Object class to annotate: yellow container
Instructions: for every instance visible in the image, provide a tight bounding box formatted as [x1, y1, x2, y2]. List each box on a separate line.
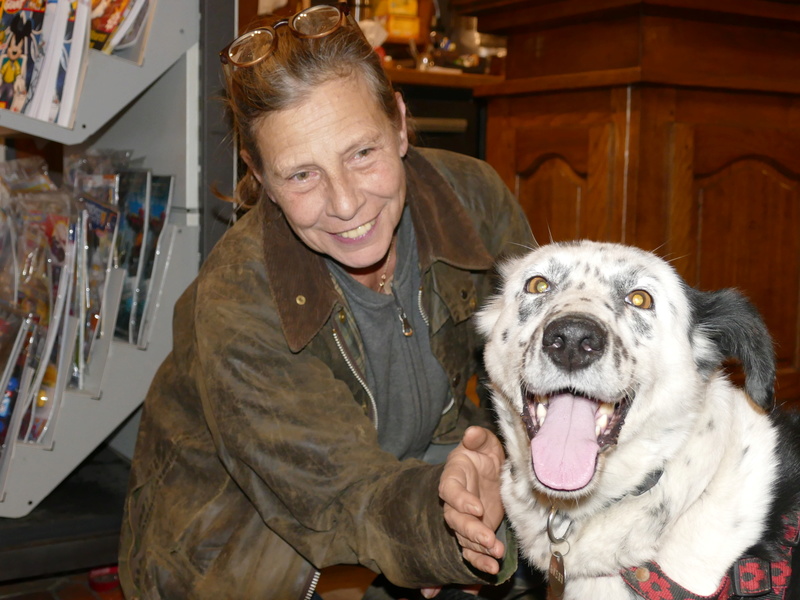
[373, 0, 418, 17]
[379, 14, 420, 39]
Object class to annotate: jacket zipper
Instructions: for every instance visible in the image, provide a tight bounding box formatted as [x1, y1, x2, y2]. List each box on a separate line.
[302, 569, 321, 600]
[418, 285, 429, 327]
[332, 324, 379, 430]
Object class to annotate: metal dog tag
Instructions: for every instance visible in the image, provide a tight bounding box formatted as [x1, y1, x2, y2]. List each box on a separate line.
[549, 550, 566, 599]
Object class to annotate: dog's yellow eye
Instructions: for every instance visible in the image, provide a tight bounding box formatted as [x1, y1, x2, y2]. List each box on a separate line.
[626, 290, 653, 309]
[526, 276, 550, 294]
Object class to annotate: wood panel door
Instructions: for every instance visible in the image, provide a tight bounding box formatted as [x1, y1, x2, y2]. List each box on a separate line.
[485, 86, 800, 406]
[666, 121, 800, 405]
[486, 88, 633, 245]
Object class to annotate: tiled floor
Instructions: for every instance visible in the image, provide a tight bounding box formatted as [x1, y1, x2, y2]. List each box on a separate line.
[0, 570, 123, 600]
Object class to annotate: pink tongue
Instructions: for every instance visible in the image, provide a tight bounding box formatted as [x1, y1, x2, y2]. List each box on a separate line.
[530, 394, 600, 491]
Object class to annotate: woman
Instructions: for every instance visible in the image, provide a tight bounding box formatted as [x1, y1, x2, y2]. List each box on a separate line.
[118, 4, 536, 599]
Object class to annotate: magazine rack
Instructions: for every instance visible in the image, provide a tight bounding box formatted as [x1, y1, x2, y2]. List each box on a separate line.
[0, 0, 203, 518]
[0, 0, 198, 145]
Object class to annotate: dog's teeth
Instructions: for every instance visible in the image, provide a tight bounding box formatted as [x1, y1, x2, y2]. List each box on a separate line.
[597, 402, 615, 416]
[596, 413, 609, 434]
[536, 403, 547, 425]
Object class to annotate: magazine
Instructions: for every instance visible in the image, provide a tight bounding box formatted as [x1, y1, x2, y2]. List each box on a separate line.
[89, 0, 132, 50]
[12, 191, 76, 444]
[56, 0, 91, 127]
[103, 0, 147, 54]
[0, 304, 28, 445]
[133, 173, 171, 347]
[0, 316, 36, 458]
[74, 171, 120, 207]
[0, 2, 46, 113]
[25, 0, 71, 121]
[113, 169, 150, 342]
[0, 156, 56, 198]
[75, 194, 118, 384]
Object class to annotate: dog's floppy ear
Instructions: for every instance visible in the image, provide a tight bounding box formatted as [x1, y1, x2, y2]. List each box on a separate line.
[685, 286, 776, 411]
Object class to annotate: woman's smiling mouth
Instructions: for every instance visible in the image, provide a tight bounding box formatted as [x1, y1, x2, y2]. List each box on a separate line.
[337, 217, 377, 240]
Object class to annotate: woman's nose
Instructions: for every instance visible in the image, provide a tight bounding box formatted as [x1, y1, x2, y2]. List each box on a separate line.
[326, 175, 361, 220]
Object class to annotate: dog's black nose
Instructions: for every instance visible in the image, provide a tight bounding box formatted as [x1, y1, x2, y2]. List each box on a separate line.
[542, 314, 607, 371]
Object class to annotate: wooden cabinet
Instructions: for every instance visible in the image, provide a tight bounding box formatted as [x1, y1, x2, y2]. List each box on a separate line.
[453, 0, 800, 405]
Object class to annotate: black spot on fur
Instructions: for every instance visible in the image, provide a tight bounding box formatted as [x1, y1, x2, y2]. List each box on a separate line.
[518, 302, 535, 324]
[501, 329, 509, 343]
[547, 258, 573, 284]
[630, 311, 653, 338]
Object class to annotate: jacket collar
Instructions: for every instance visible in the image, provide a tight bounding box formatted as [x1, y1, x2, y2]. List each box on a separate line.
[261, 146, 494, 353]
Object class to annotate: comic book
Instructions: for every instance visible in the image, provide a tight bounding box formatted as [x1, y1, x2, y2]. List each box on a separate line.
[89, 0, 132, 51]
[0, 0, 47, 113]
[74, 171, 120, 207]
[113, 169, 149, 342]
[133, 173, 170, 347]
[75, 194, 118, 385]
[12, 192, 75, 444]
[103, 0, 146, 54]
[0, 316, 36, 464]
[0, 304, 28, 447]
[111, 0, 151, 52]
[13, 191, 72, 326]
[63, 148, 131, 191]
[0, 156, 57, 199]
[56, 0, 90, 127]
[25, 0, 71, 121]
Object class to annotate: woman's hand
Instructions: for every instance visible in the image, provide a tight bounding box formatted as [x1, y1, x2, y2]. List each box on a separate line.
[438, 426, 507, 573]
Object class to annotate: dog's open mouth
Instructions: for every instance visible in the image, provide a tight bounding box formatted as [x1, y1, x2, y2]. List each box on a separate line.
[520, 390, 631, 491]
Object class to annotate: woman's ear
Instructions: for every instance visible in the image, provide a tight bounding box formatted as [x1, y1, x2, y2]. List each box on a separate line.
[394, 91, 409, 157]
[240, 149, 265, 187]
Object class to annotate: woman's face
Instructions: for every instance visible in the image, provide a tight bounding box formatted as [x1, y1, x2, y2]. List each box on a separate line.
[249, 74, 409, 273]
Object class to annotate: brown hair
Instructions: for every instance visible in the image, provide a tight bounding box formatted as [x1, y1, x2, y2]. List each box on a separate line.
[222, 13, 406, 209]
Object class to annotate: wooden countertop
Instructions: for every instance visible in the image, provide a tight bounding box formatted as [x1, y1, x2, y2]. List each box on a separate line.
[384, 65, 504, 89]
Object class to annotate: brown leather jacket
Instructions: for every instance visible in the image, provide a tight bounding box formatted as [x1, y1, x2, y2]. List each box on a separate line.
[118, 147, 535, 600]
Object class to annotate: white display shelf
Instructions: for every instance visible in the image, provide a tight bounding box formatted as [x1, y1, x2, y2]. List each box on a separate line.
[0, 0, 203, 517]
[0, 225, 199, 518]
[0, 0, 199, 145]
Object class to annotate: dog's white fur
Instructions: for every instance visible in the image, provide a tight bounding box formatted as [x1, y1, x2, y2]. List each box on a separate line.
[477, 241, 780, 599]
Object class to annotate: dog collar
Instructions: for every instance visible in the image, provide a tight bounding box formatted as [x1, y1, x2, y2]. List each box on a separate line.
[546, 469, 664, 599]
[621, 512, 800, 600]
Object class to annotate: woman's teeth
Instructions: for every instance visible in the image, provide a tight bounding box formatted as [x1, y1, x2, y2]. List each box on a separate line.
[338, 219, 376, 239]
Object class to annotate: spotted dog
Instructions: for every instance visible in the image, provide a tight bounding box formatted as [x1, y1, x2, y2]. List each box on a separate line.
[477, 240, 800, 600]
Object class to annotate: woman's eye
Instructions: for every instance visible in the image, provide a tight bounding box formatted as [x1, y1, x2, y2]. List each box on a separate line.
[355, 148, 373, 159]
[626, 289, 654, 309]
[290, 171, 311, 183]
[526, 276, 550, 294]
